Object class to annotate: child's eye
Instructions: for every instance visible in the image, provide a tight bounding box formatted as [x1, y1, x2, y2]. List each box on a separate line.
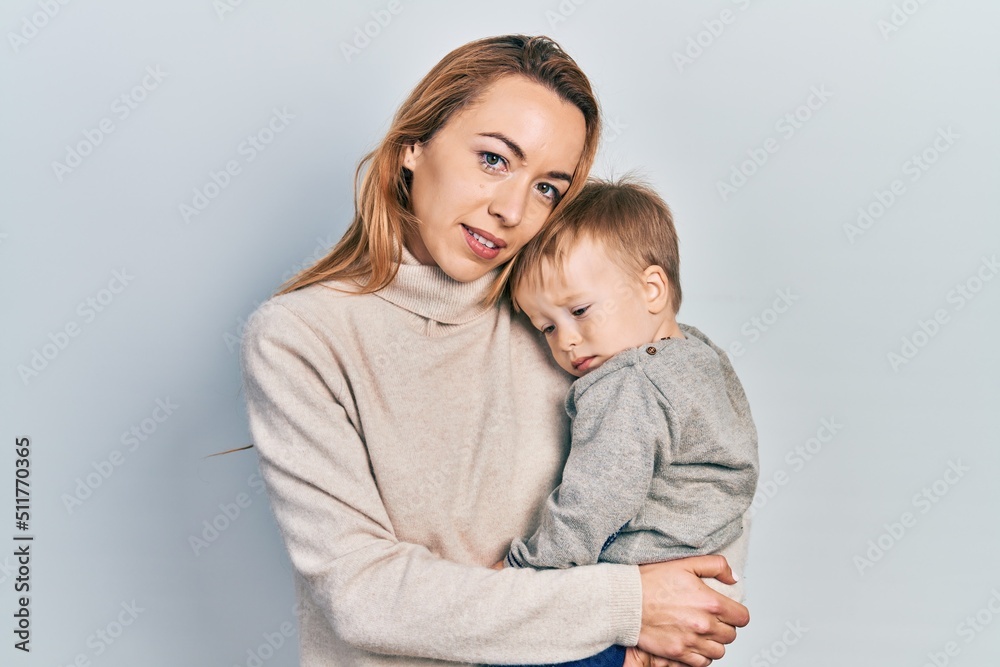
[480, 152, 507, 172]
[571, 306, 589, 317]
[541, 325, 554, 336]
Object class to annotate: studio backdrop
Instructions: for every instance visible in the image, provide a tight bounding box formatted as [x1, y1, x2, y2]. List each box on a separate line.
[3, 1, 998, 665]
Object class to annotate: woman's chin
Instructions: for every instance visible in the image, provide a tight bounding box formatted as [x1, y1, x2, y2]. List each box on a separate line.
[439, 254, 502, 283]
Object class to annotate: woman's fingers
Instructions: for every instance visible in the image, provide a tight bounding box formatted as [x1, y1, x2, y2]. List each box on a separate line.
[630, 647, 701, 667]
[683, 553, 737, 585]
[681, 635, 727, 662]
[649, 656, 706, 667]
[637, 556, 749, 663]
[706, 615, 738, 644]
[650, 658, 692, 667]
[670, 554, 751, 631]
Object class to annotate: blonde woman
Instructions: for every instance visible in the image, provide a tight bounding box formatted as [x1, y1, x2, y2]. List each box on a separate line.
[240, 34, 748, 667]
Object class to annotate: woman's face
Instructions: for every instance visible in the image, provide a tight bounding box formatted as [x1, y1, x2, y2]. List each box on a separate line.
[402, 75, 587, 283]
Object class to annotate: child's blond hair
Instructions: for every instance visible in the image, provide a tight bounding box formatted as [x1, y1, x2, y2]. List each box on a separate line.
[509, 176, 682, 314]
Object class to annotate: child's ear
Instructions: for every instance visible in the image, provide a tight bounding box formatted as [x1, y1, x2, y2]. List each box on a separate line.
[642, 265, 671, 314]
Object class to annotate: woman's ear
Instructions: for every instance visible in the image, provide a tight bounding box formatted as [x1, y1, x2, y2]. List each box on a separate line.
[642, 265, 671, 315]
[402, 141, 423, 171]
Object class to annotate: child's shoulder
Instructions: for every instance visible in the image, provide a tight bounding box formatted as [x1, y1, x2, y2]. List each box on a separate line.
[565, 348, 660, 420]
[568, 346, 646, 395]
[677, 322, 715, 347]
[570, 324, 731, 399]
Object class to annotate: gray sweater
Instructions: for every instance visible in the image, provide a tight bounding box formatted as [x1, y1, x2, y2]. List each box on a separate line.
[505, 324, 758, 569]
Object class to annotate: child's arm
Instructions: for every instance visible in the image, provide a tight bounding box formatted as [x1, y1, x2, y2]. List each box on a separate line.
[505, 366, 667, 569]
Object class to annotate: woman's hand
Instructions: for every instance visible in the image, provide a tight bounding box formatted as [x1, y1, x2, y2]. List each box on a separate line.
[636, 555, 749, 667]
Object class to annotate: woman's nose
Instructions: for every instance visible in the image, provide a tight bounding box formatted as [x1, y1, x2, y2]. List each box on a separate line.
[488, 179, 528, 227]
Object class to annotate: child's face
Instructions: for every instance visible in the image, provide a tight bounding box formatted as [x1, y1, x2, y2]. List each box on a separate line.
[515, 236, 672, 378]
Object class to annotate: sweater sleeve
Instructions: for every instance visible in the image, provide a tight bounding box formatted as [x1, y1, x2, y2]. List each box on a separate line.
[505, 365, 664, 569]
[240, 301, 643, 663]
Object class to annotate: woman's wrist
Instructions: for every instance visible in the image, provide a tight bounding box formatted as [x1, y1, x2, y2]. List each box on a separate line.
[604, 563, 643, 646]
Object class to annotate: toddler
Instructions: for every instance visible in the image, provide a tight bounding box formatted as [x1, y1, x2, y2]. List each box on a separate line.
[490, 177, 759, 667]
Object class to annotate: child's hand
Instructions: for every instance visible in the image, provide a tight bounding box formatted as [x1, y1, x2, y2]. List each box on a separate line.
[623, 646, 685, 667]
[489, 558, 506, 571]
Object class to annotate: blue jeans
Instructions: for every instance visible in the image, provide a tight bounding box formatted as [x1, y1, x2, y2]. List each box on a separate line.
[495, 643, 626, 667]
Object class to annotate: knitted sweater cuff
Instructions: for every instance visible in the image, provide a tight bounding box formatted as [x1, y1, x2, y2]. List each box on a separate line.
[606, 564, 643, 647]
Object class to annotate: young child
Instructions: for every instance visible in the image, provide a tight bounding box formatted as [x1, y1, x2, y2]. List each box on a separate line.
[490, 177, 759, 667]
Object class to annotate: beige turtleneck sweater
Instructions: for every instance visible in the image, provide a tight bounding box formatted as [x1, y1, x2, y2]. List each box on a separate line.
[240, 244, 643, 666]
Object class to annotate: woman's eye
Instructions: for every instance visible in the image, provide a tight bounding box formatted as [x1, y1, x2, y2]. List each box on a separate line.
[481, 152, 506, 171]
[536, 182, 561, 203]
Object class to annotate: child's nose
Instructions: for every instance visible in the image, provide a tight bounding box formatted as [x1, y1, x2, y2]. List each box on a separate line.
[557, 327, 580, 351]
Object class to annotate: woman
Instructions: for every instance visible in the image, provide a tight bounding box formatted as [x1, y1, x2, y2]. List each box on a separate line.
[240, 34, 748, 667]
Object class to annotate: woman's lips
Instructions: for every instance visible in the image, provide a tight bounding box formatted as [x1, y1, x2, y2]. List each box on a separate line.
[462, 224, 502, 260]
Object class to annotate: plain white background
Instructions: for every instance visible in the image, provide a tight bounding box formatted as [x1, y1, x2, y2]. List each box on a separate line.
[3, 1, 999, 665]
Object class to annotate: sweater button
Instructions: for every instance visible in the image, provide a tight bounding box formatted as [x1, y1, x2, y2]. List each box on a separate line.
[646, 346, 657, 355]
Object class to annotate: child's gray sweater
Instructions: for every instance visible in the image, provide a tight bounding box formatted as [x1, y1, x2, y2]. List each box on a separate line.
[505, 323, 759, 569]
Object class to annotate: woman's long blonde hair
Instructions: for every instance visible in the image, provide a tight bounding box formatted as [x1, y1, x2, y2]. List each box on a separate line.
[275, 34, 601, 307]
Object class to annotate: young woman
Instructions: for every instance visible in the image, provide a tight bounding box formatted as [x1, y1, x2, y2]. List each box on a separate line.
[240, 34, 748, 667]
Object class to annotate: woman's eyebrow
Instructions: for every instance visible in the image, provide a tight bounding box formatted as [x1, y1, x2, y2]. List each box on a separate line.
[545, 170, 573, 184]
[477, 132, 573, 184]
[478, 132, 525, 160]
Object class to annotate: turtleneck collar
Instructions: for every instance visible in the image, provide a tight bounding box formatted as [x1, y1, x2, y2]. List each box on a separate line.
[371, 244, 504, 325]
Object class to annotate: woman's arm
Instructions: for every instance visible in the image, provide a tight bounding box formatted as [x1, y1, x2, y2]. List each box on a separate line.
[242, 300, 747, 664]
[241, 301, 641, 664]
